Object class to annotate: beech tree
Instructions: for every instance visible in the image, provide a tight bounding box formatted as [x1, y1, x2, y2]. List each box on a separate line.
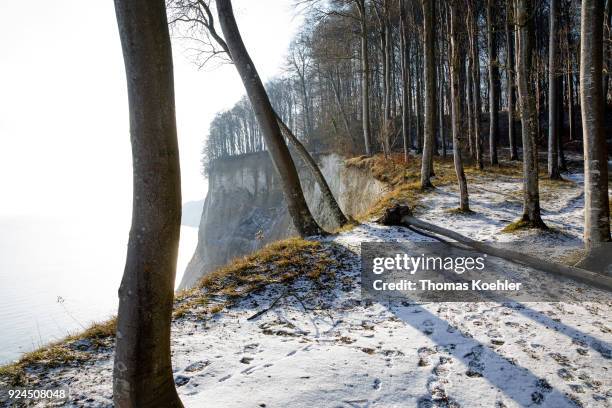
[468, 1, 484, 170]
[356, 0, 373, 156]
[216, 0, 324, 236]
[450, 0, 470, 211]
[579, 0, 611, 251]
[515, 0, 546, 228]
[505, 0, 518, 161]
[420, 0, 436, 189]
[487, 0, 500, 165]
[170, 1, 348, 228]
[400, 0, 412, 162]
[548, 0, 562, 179]
[112, 0, 183, 406]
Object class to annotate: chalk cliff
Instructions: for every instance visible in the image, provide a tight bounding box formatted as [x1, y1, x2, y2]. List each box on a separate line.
[179, 153, 385, 289]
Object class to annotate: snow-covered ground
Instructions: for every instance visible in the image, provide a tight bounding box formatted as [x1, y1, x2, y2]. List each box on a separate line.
[18, 166, 612, 407]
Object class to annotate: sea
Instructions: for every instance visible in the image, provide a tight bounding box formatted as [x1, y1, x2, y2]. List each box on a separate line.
[0, 214, 199, 364]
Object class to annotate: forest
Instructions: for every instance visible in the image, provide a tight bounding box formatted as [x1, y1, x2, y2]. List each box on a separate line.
[0, 0, 610, 407]
[190, 0, 610, 238]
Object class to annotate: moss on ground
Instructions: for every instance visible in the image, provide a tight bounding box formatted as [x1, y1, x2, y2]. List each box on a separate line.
[502, 217, 550, 233]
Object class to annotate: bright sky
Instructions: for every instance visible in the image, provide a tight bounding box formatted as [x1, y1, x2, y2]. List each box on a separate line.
[0, 0, 302, 217]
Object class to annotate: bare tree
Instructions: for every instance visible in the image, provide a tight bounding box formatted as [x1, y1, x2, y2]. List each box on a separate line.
[515, 0, 546, 228]
[450, 0, 470, 211]
[468, 1, 484, 170]
[112, 0, 183, 406]
[420, 0, 436, 189]
[173, 1, 348, 228]
[505, 0, 518, 160]
[216, 0, 324, 236]
[548, 0, 562, 179]
[487, 0, 500, 165]
[400, 0, 412, 162]
[288, 35, 314, 139]
[579, 0, 611, 251]
[356, 0, 373, 155]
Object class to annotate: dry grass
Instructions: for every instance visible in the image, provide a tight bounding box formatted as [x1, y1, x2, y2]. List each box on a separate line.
[0, 317, 117, 386]
[345, 153, 521, 219]
[173, 238, 338, 319]
[346, 153, 585, 223]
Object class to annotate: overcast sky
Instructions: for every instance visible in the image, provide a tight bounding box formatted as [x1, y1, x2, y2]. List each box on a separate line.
[0, 0, 302, 217]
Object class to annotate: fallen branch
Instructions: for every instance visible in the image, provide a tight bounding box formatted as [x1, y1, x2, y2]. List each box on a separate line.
[247, 290, 287, 321]
[378, 205, 612, 291]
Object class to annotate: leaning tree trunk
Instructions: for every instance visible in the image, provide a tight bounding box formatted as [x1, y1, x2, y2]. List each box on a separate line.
[112, 0, 183, 406]
[450, 0, 470, 211]
[505, 1, 519, 160]
[420, 0, 436, 189]
[580, 0, 611, 250]
[516, 0, 547, 228]
[217, 0, 323, 237]
[356, 0, 373, 156]
[276, 114, 349, 227]
[487, 0, 500, 165]
[548, 0, 562, 179]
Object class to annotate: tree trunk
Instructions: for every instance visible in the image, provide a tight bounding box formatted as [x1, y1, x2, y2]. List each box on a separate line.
[558, 75, 567, 171]
[450, 1, 470, 211]
[416, 43, 423, 152]
[567, 59, 575, 141]
[604, 0, 612, 101]
[217, 0, 323, 237]
[384, 213, 612, 291]
[421, 0, 436, 188]
[548, 0, 562, 179]
[506, 1, 519, 160]
[329, 69, 352, 140]
[516, 0, 547, 228]
[466, 49, 474, 157]
[357, 0, 373, 156]
[400, 0, 412, 162]
[580, 0, 611, 249]
[487, 0, 500, 165]
[439, 58, 447, 158]
[382, 1, 392, 157]
[470, 3, 484, 170]
[112, 0, 183, 406]
[276, 114, 349, 227]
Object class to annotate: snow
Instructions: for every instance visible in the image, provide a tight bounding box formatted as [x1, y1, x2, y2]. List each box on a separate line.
[21, 166, 612, 407]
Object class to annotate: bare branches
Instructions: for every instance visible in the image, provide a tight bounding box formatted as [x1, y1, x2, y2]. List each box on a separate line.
[167, 0, 231, 67]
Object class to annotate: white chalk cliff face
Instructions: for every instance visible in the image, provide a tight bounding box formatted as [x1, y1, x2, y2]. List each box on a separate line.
[179, 153, 385, 290]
